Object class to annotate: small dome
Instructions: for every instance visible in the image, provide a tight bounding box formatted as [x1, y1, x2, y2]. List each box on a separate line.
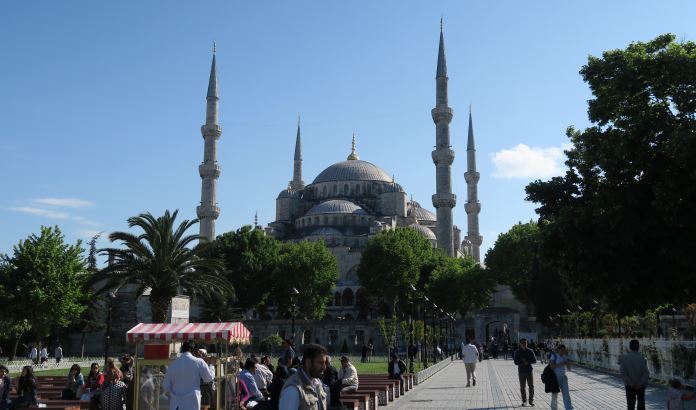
[408, 224, 437, 240]
[311, 227, 343, 236]
[382, 182, 404, 193]
[277, 188, 301, 199]
[306, 200, 367, 216]
[408, 201, 436, 222]
[312, 160, 392, 184]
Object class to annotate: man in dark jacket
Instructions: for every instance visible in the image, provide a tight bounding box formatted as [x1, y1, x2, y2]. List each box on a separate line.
[387, 355, 407, 382]
[322, 356, 341, 408]
[514, 339, 537, 406]
[620, 339, 649, 410]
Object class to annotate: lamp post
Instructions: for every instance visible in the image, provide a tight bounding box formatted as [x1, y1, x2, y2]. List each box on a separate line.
[408, 284, 417, 373]
[439, 308, 445, 357]
[671, 307, 678, 337]
[104, 291, 117, 368]
[423, 296, 429, 367]
[290, 287, 299, 343]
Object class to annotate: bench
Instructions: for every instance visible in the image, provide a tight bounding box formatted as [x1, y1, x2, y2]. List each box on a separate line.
[340, 392, 372, 410]
[340, 398, 359, 410]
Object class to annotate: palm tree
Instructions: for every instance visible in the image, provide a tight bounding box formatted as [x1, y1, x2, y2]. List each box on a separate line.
[94, 210, 232, 323]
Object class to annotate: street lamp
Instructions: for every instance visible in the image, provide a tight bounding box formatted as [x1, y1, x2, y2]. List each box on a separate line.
[423, 296, 429, 367]
[290, 287, 300, 343]
[408, 284, 417, 373]
[104, 291, 117, 367]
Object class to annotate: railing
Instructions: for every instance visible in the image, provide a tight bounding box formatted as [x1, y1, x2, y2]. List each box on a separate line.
[414, 355, 454, 385]
[0, 356, 104, 373]
[561, 338, 696, 383]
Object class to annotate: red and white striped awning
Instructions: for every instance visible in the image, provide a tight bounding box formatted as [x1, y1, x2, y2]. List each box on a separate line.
[126, 322, 251, 344]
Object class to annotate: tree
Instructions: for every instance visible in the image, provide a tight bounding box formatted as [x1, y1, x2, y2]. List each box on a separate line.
[271, 240, 339, 320]
[74, 233, 105, 357]
[526, 34, 696, 315]
[0, 226, 87, 358]
[357, 228, 435, 316]
[94, 210, 232, 322]
[427, 256, 495, 317]
[204, 226, 279, 313]
[484, 221, 566, 320]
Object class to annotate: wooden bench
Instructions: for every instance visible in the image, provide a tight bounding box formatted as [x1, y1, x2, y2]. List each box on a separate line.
[360, 378, 399, 399]
[39, 400, 91, 410]
[340, 392, 372, 410]
[351, 389, 378, 410]
[340, 398, 359, 410]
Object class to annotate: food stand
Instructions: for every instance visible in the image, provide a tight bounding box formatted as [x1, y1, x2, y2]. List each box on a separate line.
[126, 322, 251, 410]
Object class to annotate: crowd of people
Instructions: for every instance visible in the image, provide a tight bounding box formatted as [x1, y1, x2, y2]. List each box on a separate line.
[459, 337, 696, 410]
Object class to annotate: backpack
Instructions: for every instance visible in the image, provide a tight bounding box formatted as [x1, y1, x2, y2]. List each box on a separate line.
[541, 353, 557, 385]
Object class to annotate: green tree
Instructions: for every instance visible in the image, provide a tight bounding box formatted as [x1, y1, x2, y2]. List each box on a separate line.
[357, 228, 434, 316]
[526, 34, 696, 315]
[427, 256, 495, 317]
[74, 233, 105, 357]
[484, 221, 566, 321]
[0, 226, 87, 357]
[94, 210, 232, 322]
[271, 240, 339, 320]
[204, 226, 279, 313]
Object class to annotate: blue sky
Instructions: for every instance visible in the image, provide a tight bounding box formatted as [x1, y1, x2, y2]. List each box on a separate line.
[2, 1, 695, 259]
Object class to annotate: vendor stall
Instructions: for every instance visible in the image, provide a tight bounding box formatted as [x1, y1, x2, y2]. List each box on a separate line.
[126, 322, 251, 410]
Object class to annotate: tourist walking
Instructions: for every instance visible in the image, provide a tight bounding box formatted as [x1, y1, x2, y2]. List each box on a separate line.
[162, 341, 214, 410]
[462, 339, 479, 387]
[279, 343, 328, 410]
[54, 343, 63, 364]
[513, 338, 537, 406]
[549, 344, 573, 410]
[620, 339, 649, 410]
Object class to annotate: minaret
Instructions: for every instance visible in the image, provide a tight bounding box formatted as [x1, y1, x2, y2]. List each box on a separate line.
[431, 20, 456, 257]
[197, 43, 222, 240]
[289, 115, 304, 190]
[464, 107, 483, 262]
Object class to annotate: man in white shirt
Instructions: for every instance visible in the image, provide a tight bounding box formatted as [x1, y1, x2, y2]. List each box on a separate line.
[252, 356, 273, 392]
[29, 345, 38, 364]
[54, 343, 63, 364]
[162, 341, 214, 410]
[39, 346, 48, 365]
[337, 356, 358, 393]
[462, 339, 480, 387]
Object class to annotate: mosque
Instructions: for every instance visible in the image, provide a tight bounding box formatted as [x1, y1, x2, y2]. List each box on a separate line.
[195, 26, 526, 350]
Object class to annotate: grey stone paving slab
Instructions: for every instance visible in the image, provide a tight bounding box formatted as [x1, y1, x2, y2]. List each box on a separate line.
[388, 358, 695, 409]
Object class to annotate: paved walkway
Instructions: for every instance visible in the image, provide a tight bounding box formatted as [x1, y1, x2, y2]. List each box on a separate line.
[389, 358, 692, 409]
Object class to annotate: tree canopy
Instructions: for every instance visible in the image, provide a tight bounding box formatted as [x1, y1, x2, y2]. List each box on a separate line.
[0, 226, 87, 341]
[525, 34, 696, 315]
[357, 228, 435, 315]
[204, 226, 279, 312]
[485, 221, 565, 321]
[427, 255, 495, 317]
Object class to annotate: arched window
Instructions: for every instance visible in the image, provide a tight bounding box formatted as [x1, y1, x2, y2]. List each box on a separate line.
[314, 217, 319, 225]
[334, 292, 341, 306]
[344, 184, 349, 195]
[332, 216, 337, 225]
[356, 185, 361, 195]
[342, 288, 354, 306]
[333, 185, 338, 194]
[322, 186, 327, 196]
[323, 216, 328, 224]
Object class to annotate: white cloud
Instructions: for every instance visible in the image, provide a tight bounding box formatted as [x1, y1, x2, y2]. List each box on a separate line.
[33, 197, 94, 208]
[490, 143, 569, 179]
[78, 229, 104, 239]
[10, 206, 70, 219]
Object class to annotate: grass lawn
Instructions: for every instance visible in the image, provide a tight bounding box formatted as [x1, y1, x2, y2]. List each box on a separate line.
[10, 368, 69, 377]
[351, 359, 430, 374]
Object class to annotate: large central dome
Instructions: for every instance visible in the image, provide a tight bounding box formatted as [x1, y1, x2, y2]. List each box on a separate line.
[312, 160, 392, 184]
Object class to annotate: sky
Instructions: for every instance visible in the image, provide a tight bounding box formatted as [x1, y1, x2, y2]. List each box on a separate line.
[2, 1, 696, 260]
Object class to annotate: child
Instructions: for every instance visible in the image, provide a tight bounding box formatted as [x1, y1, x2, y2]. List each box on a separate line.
[667, 379, 695, 410]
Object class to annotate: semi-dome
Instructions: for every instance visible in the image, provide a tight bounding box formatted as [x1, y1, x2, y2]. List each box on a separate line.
[312, 160, 392, 184]
[306, 200, 367, 215]
[408, 224, 437, 240]
[408, 201, 436, 222]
